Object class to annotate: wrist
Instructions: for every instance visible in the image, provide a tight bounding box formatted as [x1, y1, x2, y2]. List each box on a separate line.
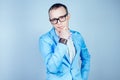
[59, 38, 68, 45]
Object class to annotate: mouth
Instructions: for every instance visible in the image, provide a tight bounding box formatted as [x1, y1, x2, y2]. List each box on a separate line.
[57, 26, 63, 29]
[58, 25, 65, 28]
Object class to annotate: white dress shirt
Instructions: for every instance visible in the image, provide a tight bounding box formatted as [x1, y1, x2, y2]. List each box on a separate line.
[67, 37, 75, 63]
[55, 30, 75, 63]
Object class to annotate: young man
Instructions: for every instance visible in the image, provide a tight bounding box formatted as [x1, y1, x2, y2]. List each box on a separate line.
[39, 3, 90, 80]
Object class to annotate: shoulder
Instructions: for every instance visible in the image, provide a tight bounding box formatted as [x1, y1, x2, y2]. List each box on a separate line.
[70, 29, 85, 45]
[39, 30, 53, 44]
[70, 29, 83, 38]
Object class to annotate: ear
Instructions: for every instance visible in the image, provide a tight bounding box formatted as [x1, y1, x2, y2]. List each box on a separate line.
[67, 13, 70, 20]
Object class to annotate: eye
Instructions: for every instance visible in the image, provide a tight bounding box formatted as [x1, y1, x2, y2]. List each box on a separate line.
[59, 16, 66, 22]
[59, 16, 65, 19]
[50, 18, 57, 21]
[50, 18, 58, 24]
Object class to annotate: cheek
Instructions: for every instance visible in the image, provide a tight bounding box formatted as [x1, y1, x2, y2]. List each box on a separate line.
[64, 21, 69, 27]
[53, 25, 60, 29]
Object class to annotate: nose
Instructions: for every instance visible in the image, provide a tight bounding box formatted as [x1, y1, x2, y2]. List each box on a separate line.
[57, 20, 61, 24]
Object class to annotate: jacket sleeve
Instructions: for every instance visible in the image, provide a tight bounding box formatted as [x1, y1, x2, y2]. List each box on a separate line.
[79, 34, 91, 80]
[39, 36, 68, 73]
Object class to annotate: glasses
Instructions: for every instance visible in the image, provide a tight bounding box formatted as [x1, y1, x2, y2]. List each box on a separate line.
[50, 13, 68, 24]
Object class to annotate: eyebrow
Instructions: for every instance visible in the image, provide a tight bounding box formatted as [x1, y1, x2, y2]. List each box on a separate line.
[50, 13, 67, 20]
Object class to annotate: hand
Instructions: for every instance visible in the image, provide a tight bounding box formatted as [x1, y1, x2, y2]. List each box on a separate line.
[58, 27, 70, 39]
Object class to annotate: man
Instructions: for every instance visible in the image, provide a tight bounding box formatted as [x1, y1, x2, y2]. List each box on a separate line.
[39, 3, 90, 80]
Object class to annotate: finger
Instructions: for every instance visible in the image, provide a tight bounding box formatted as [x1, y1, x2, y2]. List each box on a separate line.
[63, 27, 66, 30]
[63, 27, 68, 30]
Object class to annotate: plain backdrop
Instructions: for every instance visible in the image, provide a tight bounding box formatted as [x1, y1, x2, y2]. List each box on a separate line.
[0, 0, 120, 80]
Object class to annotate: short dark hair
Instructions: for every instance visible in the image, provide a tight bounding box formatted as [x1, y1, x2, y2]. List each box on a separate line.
[48, 3, 68, 14]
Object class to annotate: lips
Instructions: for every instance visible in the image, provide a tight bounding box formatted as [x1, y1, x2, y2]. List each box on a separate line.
[57, 26, 63, 29]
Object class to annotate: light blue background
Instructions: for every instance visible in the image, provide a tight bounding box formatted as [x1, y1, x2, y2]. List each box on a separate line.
[0, 0, 120, 80]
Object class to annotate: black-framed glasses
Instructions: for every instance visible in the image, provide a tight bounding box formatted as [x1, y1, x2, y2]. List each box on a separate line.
[49, 13, 68, 24]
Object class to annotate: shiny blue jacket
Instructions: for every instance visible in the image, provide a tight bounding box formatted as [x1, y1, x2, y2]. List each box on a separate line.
[39, 28, 90, 80]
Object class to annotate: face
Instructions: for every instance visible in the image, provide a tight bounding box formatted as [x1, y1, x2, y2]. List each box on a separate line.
[49, 7, 70, 32]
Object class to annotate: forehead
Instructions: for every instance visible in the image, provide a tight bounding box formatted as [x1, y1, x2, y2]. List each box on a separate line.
[49, 7, 66, 19]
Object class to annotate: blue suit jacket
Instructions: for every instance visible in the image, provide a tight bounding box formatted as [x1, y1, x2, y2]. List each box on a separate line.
[39, 28, 90, 80]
